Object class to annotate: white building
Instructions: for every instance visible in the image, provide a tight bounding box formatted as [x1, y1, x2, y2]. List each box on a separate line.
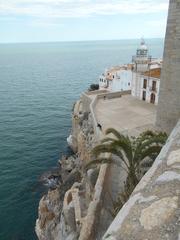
[99, 65, 132, 92]
[132, 38, 152, 72]
[140, 68, 161, 105]
[99, 39, 162, 105]
[131, 40, 162, 105]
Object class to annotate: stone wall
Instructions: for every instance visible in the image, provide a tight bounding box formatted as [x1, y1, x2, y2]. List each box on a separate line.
[156, 0, 180, 133]
[103, 119, 180, 240]
[78, 90, 132, 240]
[81, 93, 92, 113]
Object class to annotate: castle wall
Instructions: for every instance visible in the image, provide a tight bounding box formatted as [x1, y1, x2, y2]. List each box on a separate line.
[156, 0, 180, 133]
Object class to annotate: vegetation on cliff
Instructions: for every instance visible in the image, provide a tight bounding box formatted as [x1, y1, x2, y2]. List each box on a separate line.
[86, 128, 167, 216]
[88, 83, 99, 91]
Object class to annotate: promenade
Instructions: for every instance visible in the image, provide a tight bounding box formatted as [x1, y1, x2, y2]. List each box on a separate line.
[95, 94, 157, 136]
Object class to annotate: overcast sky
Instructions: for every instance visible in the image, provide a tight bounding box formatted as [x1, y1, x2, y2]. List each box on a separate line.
[0, 0, 169, 43]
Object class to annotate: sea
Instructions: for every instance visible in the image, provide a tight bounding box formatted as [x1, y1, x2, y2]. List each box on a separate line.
[0, 39, 164, 240]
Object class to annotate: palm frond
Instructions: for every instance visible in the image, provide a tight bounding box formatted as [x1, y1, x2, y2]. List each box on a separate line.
[92, 144, 113, 157]
[105, 128, 127, 141]
[85, 158, 112, 170]
[139, 145, 162, 163]
[140, 158, 154, 168]
[101, 137, 117, 144]
[110, 140, 133, 164]
[133, 133, 167, 162]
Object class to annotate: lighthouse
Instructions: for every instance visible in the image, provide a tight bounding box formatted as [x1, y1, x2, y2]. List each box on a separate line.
[132, 38, 151, 72]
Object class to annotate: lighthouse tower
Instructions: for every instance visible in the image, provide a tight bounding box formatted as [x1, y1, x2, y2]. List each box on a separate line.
[131, 39, 151, 98]
[132, 39, 150, 72]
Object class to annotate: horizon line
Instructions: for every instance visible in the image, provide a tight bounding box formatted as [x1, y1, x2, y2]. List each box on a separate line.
[0, 37, 164, 45]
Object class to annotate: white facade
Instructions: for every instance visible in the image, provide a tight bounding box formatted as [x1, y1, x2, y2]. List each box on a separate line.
[131, 66, 161, 105]
[131, 71, 142, 98]
[140, 74, 160, 105]
[99, 74, 107, 89]
[99, 67, 132, 92]
[111, 69, 132, 92]
[98, 39, 162, 105]
[131, 39, 162, 105]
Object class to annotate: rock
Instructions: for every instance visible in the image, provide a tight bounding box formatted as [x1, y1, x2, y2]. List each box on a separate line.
[155, 171, 180, 184]
[167, 149, 180, 166]
[140, 197, 178, 230]
[87, 168, 99, 187]
[35, 189, 61, 240]
[36, 153, 82, 240]
[63, 201, 76, 231]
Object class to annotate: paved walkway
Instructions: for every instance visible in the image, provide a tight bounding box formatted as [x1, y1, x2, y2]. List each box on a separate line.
[95, 94, 157, 137]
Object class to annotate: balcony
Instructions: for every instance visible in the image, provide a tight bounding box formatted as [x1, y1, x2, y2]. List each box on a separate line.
[149, 87, 157, 92]
[132, 55, 152, 63]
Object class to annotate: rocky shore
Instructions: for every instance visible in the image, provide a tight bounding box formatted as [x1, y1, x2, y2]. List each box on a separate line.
[36, 155, 82, 240]
[35, 95, 99, 240]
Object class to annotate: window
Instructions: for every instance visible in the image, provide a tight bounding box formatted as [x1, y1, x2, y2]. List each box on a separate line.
[152, 81, 156, 91]
[137, 50, 141, 55]
[143, 79, 147, 89]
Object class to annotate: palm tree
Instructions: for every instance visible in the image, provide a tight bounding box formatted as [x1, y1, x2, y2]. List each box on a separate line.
[86, 128, 167, 195]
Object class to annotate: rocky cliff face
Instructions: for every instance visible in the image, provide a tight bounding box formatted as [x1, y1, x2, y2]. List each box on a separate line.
[36, 188, 61, 240]
[35, 97, 97, 240]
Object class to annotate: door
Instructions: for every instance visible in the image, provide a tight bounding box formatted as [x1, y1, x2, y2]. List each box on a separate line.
[142, 91, 146, 101]
[150, 93, 156, 104]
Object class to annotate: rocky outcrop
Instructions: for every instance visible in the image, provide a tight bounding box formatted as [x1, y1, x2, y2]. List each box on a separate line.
[36, 93, 98, 240]
[35, 155, 82, 240]
[36, 189, 61, 240]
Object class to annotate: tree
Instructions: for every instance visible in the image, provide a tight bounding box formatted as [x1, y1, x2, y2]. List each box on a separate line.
[86, 128, 167, 214]
[89, 84, 99, 91]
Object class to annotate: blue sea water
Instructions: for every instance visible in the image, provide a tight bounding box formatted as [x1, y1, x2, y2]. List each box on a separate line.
[0, 39, 164, 240]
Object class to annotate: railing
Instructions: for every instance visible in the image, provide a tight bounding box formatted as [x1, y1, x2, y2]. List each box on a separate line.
[132, 55, 152, 63]
[149, 87, 157, 92]
[84, 89, 108, 96]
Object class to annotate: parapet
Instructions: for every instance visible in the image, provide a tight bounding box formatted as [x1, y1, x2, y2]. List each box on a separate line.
[103, 119, 180, 240]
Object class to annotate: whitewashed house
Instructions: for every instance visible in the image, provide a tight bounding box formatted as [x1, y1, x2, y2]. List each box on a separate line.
[99, 65, 132, 92]
[131, 39, 162, 105]
[99, 39, 162, 105]
[140, 67, 161, 105]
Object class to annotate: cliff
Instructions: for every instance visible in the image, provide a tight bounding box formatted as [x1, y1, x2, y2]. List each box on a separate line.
[36, 87, 180, 240]
[35, 91, 100, 240]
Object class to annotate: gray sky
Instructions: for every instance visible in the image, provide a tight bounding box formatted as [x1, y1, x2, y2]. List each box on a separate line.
[0, 0, 169, 43]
